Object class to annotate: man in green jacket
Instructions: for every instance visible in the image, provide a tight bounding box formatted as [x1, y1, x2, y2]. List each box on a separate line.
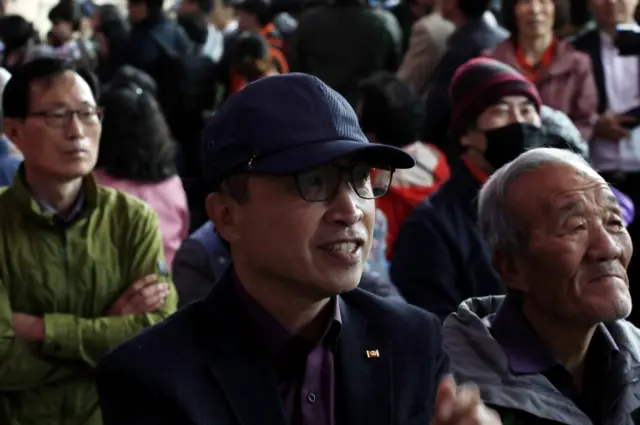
[0, 57, 178, 424]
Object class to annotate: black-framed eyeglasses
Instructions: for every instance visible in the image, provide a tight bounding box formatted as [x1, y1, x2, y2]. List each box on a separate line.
[294, 164, 394, 202]
[27, 106, 103, 128]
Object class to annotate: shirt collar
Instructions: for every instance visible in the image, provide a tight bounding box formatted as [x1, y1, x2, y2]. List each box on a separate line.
[10, 164, 99, 223]
[490, 297, 619, 374]
[35, 189, 85, 223]
[234, 275, 342, 356]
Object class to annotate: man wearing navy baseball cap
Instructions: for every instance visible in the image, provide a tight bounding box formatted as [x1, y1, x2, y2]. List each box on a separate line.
[96, 73, 501, 425]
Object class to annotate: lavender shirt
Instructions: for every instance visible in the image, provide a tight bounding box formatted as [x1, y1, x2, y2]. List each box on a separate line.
[236, 281, 342, 425]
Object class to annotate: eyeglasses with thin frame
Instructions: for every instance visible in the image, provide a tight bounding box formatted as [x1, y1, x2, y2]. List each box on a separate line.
[293, 163, 394, 202]
[27, 106, 103, 128]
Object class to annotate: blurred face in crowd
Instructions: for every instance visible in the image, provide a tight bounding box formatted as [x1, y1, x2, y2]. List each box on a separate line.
[460, 95, 541, 153]
[178, 0, 199, 14]
[50, 20, 74, 45]
[211, 0, 236, 28]
[208, 160, 377, 302]
[590, 0, 638, 28]
[236, 9, 259, 31]
[95, 31, 109, 58]
[5, 71, 102, 182]
[500, 161, 632, 326]
[515, 0, 555, 39]
[127, 1, 148, 23]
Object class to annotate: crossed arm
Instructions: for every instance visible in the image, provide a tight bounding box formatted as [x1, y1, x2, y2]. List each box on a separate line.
[0, 208, 178, 391]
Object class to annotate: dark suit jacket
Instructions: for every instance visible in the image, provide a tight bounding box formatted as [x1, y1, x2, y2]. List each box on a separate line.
[96, 270, 448, 425]
[391, 165, 504, 321]
[572, 28, 609, 114]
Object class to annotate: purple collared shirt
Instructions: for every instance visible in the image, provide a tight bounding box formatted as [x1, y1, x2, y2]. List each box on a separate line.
[236, 280, 342, 425]
[489, 297, 619, 420]
[490, 297, 619, 375]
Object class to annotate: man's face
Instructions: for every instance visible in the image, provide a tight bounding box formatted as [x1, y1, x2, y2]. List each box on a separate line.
[461, 95, 541, 152]
[590, 0, 638, 28]
[127, 1, 148, 22]
[6, 71, 101, 182]
[208, 160, 377, 300]
[505, 162, 633, 326]
[51, 20, 73, 45]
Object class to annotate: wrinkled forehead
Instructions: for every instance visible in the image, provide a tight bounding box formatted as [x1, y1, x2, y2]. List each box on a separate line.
[510, 162, 615, 221]
[29, 71, 95, 110]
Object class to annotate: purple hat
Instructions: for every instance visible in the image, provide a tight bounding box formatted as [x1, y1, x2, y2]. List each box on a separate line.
[610, 186, 635, 227]
[201, 73, 415, 189]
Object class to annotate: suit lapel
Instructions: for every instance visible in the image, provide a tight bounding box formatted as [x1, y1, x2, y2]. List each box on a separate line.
[208, 353, 285, 425]
[588, 31, 608, 114]
[337, 295, 392, 425]
[201, 274, 286, 425]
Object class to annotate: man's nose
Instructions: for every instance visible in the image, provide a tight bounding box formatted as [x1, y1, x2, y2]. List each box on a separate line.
[588, 224, 624, 262]
[65, 113, 84, 139]
[326, 181, 365, 226]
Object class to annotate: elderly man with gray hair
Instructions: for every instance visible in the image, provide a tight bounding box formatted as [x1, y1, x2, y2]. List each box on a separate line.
[442, 147, 640, 425]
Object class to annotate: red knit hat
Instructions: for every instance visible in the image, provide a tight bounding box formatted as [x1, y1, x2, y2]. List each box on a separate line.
[448, 57, 542, 138]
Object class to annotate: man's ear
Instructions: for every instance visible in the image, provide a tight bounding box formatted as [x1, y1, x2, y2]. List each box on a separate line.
[205, 192, 243, 244]
[4, 118, 23, 149]
[493, 248, 529, 293]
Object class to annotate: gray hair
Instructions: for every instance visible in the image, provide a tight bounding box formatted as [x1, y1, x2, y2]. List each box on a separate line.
[478, 147, 594, 253]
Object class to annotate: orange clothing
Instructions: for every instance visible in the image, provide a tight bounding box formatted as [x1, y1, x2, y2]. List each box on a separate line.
[514, 38, 556, 82]
[230, 24, 289, 95]
[461, 155, 488, 184]
[376, 142, 450, 259]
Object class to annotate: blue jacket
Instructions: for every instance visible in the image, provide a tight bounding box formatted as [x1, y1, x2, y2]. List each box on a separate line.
[0, 136, 20, 186]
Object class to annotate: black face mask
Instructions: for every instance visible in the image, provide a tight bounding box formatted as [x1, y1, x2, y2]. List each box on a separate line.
[483, 123, 543, 169]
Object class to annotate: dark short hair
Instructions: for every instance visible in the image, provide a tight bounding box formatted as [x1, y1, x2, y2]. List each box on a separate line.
[178, 11, 209, 45]
[458, 0, 492, 19]
[105, 65, 157, 98]
[0, 15, 37, 54]
[230, 32, 273, 81]
[501, 0, 570, 35]
[3, 57, 97, 119]
[97, 86, 177, 182]
[97, 4, 126, 24]
[186, 0, 215, 12]
[48, 0, 82, 32]
[358, 72, 423, 148]
[234, 0, 273, 27]
[128, 0, 165, 10]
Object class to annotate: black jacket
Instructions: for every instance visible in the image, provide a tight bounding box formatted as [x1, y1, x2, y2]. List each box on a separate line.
[97, 269, 449, 425]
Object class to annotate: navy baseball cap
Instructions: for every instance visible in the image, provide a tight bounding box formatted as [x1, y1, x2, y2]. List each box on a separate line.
[201, 73, 416, 189]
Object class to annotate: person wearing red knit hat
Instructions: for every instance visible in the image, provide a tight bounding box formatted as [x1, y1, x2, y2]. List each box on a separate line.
[391, 56, 547, 321]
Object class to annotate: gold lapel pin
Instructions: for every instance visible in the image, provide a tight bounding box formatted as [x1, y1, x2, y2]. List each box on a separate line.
[366, 350, 380, 359]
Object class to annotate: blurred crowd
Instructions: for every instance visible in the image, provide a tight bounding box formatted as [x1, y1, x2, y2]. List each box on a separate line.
[1, 0, 640, 423]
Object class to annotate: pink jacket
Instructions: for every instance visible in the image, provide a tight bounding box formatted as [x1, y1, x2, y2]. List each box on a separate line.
[94, 169, 190, 266]
[487, 38, 598, 141]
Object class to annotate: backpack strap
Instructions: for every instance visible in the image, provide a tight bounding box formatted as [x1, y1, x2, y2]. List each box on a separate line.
[149, 30, 180, 58]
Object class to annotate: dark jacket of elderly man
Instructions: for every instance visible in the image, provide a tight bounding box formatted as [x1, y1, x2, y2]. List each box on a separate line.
[444, 148, 640, 425]
[392, 57, 633, 322]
